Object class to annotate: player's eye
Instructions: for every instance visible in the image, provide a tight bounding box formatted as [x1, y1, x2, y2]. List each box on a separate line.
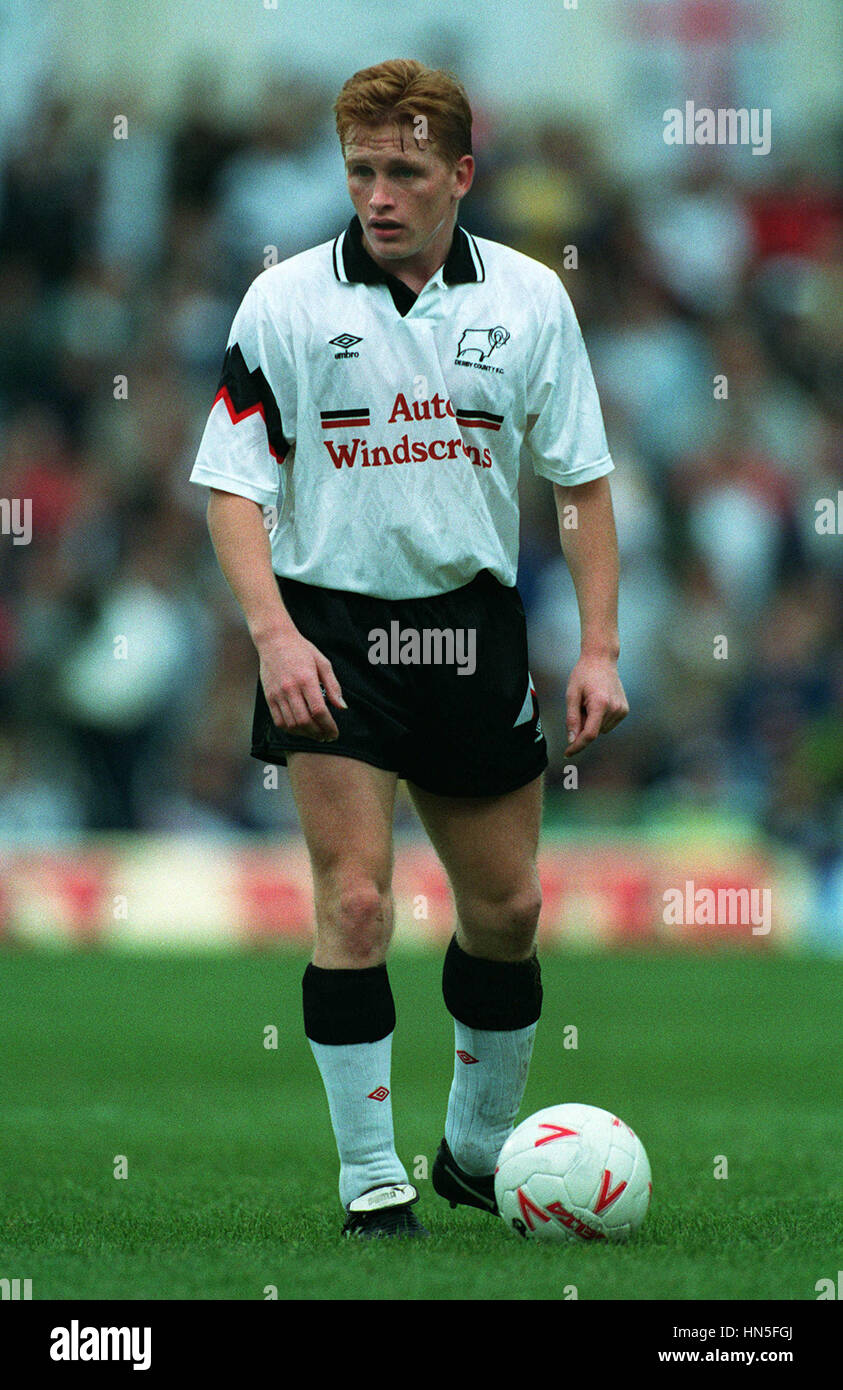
[349, 165, 373, 178]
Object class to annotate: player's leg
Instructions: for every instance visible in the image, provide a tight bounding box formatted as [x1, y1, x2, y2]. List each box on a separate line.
[408, 773, 543, 961]
[288, 752, 413, 1213]
[407, 774, 544, 1194]
[288, 751, 397, 970]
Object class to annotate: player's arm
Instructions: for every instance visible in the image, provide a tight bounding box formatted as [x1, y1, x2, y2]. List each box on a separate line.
[206, 488, 345, 741]
[552, 475, 628, 757]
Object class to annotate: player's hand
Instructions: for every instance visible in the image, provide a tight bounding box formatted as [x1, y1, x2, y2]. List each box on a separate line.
[564, 655, 628, 758]
[256, 628, 347, 742]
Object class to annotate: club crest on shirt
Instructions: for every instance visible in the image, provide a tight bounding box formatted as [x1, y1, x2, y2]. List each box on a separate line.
[455, 325, 510, 373]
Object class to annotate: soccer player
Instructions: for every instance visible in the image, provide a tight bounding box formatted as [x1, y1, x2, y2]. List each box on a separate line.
[190, 59, 628, 1238]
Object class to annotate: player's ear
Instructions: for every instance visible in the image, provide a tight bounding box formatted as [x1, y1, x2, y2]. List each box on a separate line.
[453, 154, 474, 200]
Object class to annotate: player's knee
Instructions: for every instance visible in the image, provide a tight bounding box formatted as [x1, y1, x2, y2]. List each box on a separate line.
[335, 881, 393, 962]
[461, 877, 542, 956]
[502, 882, 542, 952]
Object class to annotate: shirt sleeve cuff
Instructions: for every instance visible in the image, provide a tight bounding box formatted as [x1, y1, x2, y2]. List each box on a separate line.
[188, 468, 280, 509]
[532, 453, 614, 485]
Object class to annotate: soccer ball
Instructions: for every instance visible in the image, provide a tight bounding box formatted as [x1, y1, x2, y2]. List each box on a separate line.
[494, 1103, 652, 1243]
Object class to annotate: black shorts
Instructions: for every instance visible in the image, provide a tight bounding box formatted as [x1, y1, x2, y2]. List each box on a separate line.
[250, 569, 548, 797]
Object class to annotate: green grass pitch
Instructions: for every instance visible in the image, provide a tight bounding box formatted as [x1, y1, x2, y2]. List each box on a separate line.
[0, 949, 840, 1300]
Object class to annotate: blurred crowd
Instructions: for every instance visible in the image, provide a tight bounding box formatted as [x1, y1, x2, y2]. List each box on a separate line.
[0, 72, 840, 870]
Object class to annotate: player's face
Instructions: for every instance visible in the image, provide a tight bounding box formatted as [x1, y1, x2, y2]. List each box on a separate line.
[343, 123, 473, 267]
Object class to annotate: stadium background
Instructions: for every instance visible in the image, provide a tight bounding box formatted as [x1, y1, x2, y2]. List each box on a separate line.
[0, 0, 842, 1307]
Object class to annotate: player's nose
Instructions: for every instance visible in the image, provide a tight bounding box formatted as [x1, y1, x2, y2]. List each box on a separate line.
[369, 177, 395, 210]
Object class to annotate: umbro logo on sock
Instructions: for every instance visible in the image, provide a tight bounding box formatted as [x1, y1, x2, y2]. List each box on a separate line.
[367, 1086, 390, 1101]
[456, 1050, 479, 1065]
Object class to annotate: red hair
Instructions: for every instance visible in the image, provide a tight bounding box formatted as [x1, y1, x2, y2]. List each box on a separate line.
[334, 59, 472, 166]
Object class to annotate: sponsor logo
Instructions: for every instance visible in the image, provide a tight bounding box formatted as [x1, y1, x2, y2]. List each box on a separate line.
[321, 391, 499, 472]
[456, 1050, 479, 1064]
[323, 436, 493, 470]
[367, 1086, 390, 1102]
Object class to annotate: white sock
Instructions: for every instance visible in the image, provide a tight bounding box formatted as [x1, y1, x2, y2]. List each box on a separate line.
[309, 1033, 408, 1208]
[445, 1020, 538, 1175]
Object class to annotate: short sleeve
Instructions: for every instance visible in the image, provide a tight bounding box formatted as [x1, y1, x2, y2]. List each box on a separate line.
[525, 275, 613, 486]
[189, 276, 295, 508]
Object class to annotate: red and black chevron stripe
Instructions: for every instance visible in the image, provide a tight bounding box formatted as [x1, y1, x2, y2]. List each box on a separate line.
[213, 343, 289, 462]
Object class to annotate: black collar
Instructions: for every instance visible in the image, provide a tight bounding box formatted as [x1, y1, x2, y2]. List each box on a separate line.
[333, 215, 484, 315]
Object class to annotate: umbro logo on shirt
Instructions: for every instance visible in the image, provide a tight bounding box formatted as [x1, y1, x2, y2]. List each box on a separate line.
[329, 333, 362, 359]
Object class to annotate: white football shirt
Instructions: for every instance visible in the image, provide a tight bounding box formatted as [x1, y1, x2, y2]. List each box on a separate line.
[190, 216, 613, 599]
